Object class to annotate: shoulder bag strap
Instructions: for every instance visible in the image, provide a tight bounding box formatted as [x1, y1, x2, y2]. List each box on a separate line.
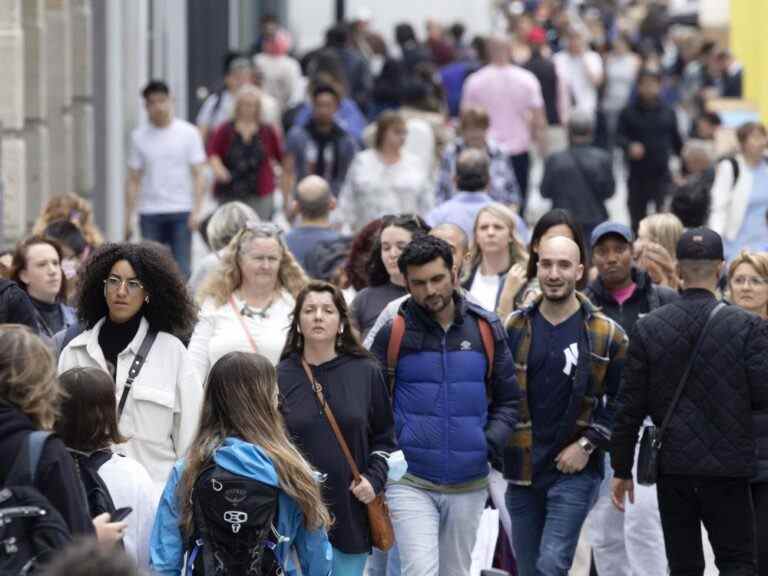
[300, 358, 362, 482]
[477, 318, 495, 382]
[655, 302, 725, 448]
[117, 330, 158, 418]
[229, 296, 259, 353]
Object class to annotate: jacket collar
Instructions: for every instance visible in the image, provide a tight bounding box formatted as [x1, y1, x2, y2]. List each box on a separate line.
[518, 291, 599, 320]
[69, 316, 150, 370]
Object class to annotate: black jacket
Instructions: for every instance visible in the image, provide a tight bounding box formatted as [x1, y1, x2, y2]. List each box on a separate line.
[583, 268, 679, 336]
[611, 290, 768, 479]
[540, 144, 615, 225]
[277, 353, 396, 554]
[754, 319, 768, 483]
[0, 279, 39, 331]
[0, 402, 93, 535]
[617, 98, 683, 180]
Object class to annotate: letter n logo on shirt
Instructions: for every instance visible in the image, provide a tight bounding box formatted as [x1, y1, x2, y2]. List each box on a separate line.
[563, 343, 579, 376]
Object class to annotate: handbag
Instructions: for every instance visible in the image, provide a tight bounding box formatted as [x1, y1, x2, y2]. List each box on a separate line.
[301, 358, 395, 551]
[636, 302, 725, 486]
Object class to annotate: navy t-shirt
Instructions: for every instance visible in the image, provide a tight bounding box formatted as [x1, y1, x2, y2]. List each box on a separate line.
[284, 226, 341, 271]
[528, 308, 583, 479]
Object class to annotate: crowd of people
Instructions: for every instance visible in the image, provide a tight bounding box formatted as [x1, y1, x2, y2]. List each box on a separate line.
[1, 1, 767, 575]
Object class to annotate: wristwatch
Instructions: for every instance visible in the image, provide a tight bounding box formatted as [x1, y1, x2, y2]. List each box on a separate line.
[578, 437, 596, 456]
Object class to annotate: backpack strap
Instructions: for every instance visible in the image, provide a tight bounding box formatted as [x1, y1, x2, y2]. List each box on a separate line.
[386, 314, 406, 394]
[477, 318, 495, 382]
[6, 431, 54, 486]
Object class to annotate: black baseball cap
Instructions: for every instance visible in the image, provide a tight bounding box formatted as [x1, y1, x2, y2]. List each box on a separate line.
[676, 227, 724, 261]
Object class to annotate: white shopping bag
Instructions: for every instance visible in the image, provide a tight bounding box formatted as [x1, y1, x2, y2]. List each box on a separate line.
[470, 507, 500, 576]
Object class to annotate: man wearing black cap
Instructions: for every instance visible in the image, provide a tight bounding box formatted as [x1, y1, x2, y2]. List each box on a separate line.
[583, 221, 677, 576]
[611, 227, 766, 575]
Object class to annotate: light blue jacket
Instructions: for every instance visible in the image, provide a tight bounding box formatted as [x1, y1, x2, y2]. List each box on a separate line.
[149, 437, 333, 576]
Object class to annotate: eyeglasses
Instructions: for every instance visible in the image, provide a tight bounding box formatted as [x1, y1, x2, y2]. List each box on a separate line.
[245, 221, 283, 237]
[731, 275, 768, 287]
[104, 275, 144, 294]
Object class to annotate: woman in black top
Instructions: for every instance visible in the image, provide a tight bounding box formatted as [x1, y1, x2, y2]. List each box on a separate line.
[11, 236, 77, 341]
[278, 281, 396, 576]
[0, 325, 125, 548]
[350, 214, 429, 337]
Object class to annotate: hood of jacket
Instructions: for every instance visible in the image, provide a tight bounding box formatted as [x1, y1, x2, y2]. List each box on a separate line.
[213, 437, 280, 487]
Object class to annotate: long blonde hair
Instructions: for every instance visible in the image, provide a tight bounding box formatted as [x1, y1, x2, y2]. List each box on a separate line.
[197, 223, 308, 305]
[638, 213, 684, 260]
[177, 352, 331, 534]
[465, 203, 528, 281]
[0, 325, 61, 430]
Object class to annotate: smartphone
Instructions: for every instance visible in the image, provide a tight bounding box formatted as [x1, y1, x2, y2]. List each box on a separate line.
[111, 507, 133, 522]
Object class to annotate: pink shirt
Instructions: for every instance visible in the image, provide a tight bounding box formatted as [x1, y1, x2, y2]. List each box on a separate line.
[611, 283, 637, 305]
[461, 64, 544, 155]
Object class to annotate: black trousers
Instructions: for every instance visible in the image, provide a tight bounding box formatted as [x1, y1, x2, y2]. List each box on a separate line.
[754, 482, 768, 576]
[509, 151, 531, 215]
[627, 176, 670, 233]
[657, 475, 757, 576]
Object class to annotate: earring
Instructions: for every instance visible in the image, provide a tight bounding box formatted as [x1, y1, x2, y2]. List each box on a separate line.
[144, 296, 150, 304]
[336, 333, 343, 348]
[339, 325, 344, 334]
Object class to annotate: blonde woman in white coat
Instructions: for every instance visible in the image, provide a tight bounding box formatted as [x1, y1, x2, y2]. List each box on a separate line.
[58, 242, 203, 493]
[709, 122, 768, 260]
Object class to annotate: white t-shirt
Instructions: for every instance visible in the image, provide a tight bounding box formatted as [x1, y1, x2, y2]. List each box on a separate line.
[188, 290, 295, 381]
[553, 50, 604, 117]
[470, 271, 501, 312]
[128, 118, 206, 214]
[99, 454, 158, 571]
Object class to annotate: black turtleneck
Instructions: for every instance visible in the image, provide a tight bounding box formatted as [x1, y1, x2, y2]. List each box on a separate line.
[98, 314, 142, 380]
[30, 296, 63, 337]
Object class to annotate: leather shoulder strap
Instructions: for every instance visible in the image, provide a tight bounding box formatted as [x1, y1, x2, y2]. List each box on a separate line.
[386, 314, 406, 393]
[117, 330, 158, 418]
[657, 302, 725, 446]
[300, 358, 362, 481]
[229, 296, 259, 353]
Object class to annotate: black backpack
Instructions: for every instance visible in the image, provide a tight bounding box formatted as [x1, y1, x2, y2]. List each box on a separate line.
[68, 449, 116, 519]
[189, 462, 280, 575]
[0, 431, 72, 575]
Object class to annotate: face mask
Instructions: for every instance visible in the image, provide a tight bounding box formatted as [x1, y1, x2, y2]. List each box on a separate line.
[382, 450, 408, 481]
[61, 258, 78, 280]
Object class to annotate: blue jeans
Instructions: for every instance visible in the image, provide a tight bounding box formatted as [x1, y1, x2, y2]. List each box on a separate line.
[139, 212, 191, 277]
[506, 469, 601, 576]
[386, 482, 487, 576]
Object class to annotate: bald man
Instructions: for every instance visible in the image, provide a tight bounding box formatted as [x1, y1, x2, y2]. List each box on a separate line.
[284, 175, 340, 271]
[503, 235, 628, 576]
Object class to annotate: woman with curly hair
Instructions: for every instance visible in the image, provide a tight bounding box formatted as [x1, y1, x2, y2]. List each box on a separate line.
[189, 222, 307, 375]
[58, 242, 203, 490]
[150, 351, 333, 575]
[33, 193, 105, 249]
[278, 282, 395, 576]
[350, 214, 429, 337]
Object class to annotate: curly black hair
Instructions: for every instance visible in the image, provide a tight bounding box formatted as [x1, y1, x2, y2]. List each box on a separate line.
[76, 242, 197, 341]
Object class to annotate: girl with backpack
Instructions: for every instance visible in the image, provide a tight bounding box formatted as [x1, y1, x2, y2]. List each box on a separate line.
[56, 367, 158, 570]
[150, 351, 333, 576]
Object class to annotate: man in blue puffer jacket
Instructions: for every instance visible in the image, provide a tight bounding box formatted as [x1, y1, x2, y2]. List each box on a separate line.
[371, 235, 519, 576]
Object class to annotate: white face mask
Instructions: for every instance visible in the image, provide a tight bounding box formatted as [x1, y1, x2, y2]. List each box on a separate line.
[61, 258, 79, 280]
[384, 450, 408, 481]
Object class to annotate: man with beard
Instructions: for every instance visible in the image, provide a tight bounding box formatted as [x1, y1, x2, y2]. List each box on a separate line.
[504, 236, 628, 576]
[371, 234, 519, 576]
